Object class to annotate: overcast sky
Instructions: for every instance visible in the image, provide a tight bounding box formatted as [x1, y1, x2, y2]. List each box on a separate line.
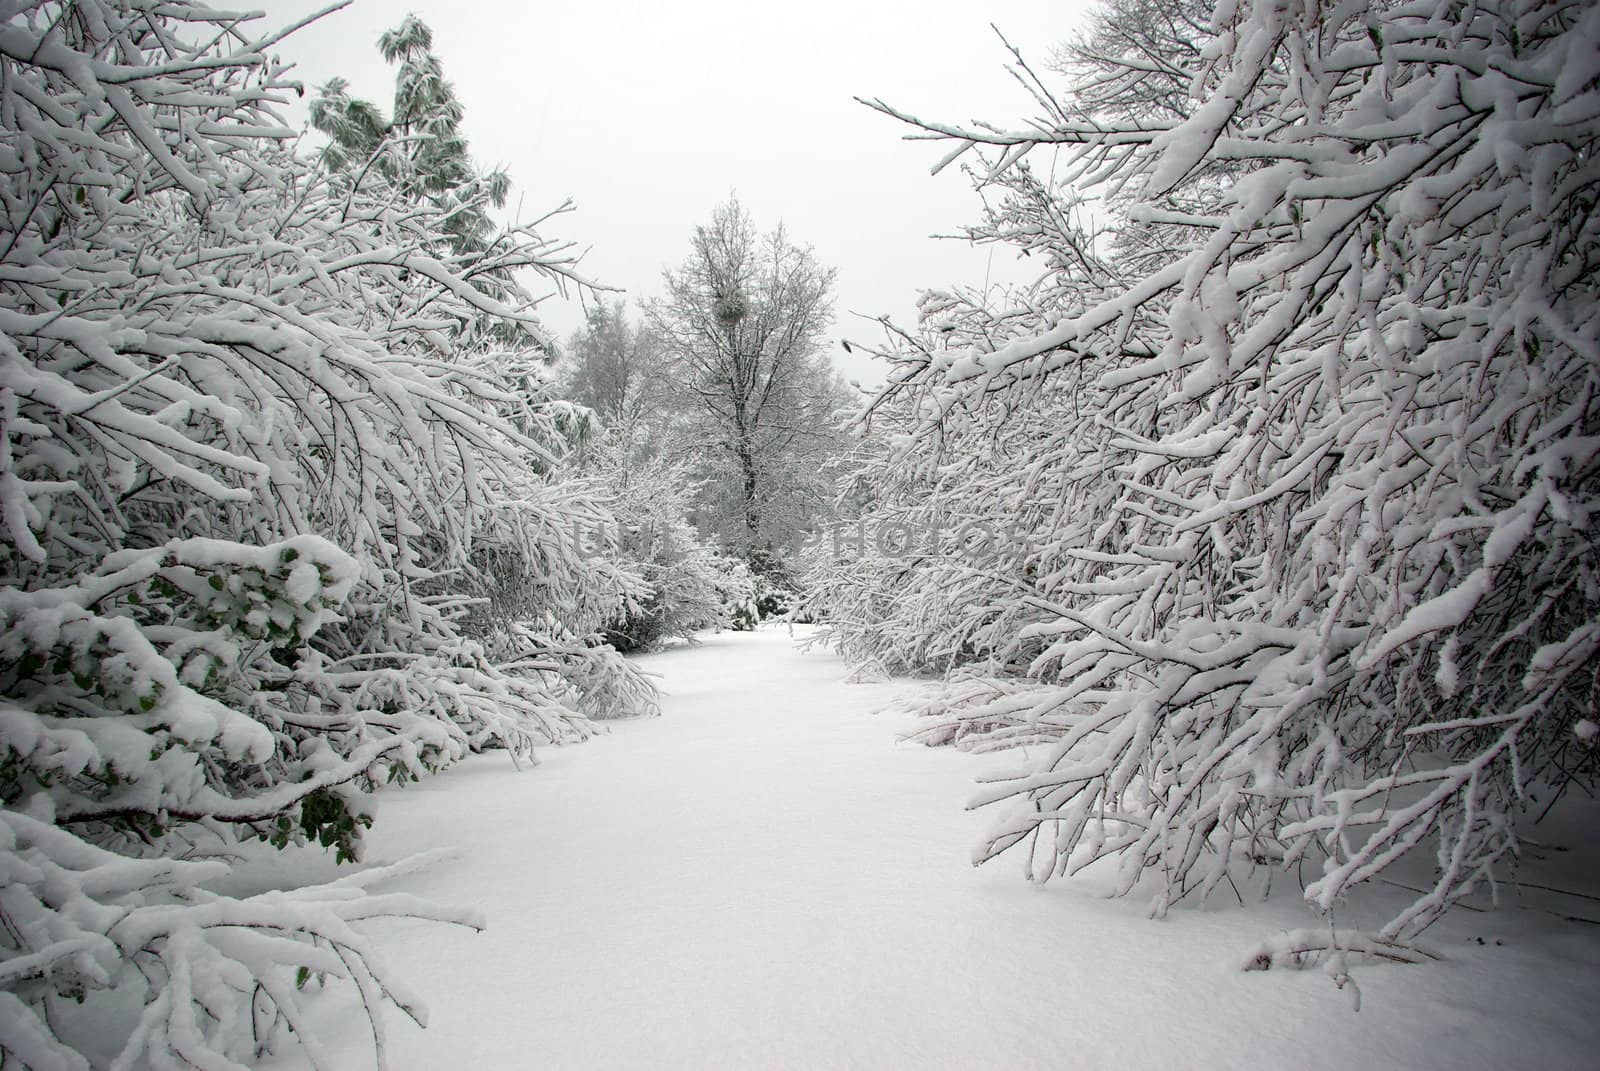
[253, 0, 1095, 383]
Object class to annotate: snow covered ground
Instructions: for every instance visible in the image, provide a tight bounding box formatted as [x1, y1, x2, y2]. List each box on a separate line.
[272, 627, 1600, 1070]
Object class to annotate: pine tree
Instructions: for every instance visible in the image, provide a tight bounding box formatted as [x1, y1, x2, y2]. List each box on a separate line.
[309, 16, 579, 352]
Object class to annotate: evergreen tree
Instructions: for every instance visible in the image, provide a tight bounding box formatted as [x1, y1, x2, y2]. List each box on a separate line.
[309, 16, 580, 352]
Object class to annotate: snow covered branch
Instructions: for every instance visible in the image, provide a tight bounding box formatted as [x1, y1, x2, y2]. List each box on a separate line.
[1, 2, 654, 1063]
[821, 0, 1600, 956]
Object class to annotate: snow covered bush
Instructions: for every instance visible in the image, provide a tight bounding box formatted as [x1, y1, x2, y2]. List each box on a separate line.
[798, 359, 1087, 676]
[0, 2, 650, 1065]
[574, 419, 756, 655]
[832, 0, 1600, 955]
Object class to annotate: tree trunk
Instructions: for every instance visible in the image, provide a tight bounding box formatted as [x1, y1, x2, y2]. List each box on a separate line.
[736, 433, 760, 553]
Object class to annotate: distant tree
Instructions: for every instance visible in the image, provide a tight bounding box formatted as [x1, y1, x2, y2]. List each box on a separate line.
[582, 434, 758, 651]
[564, 300, 674, 433]
[647, 197, 853, 572]
[561, 302, 757, 647]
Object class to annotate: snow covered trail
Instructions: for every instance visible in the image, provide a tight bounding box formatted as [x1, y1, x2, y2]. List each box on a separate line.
[288, 628, 1599, 1070]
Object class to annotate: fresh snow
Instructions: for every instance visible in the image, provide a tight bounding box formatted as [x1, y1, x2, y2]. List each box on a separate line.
[272, 628, 1600, 1070]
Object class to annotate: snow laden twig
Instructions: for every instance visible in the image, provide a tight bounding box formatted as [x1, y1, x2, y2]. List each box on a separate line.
[0, 810, 483, 1071]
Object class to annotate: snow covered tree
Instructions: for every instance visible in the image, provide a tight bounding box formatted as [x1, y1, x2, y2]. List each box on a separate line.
[0, 2, 650, 1066]
[309, 15, 577, 353]
[310, 15, 498, 255]
[647, 197, 854, 578]
[563, 300, 674, 433]
[827, 0, 1600, 962]
[579, 434, 757, 652]
[561, 303, 756, 651]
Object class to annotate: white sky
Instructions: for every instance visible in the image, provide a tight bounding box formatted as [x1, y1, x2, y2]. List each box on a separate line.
[251, 0, 1095, 383]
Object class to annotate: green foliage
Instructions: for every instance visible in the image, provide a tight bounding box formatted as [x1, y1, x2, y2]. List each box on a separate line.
[310, 17, 511, 260]
[727, 596, 760, 633]
[263, 785, 373, 864]
[747, 547, 798, 621]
